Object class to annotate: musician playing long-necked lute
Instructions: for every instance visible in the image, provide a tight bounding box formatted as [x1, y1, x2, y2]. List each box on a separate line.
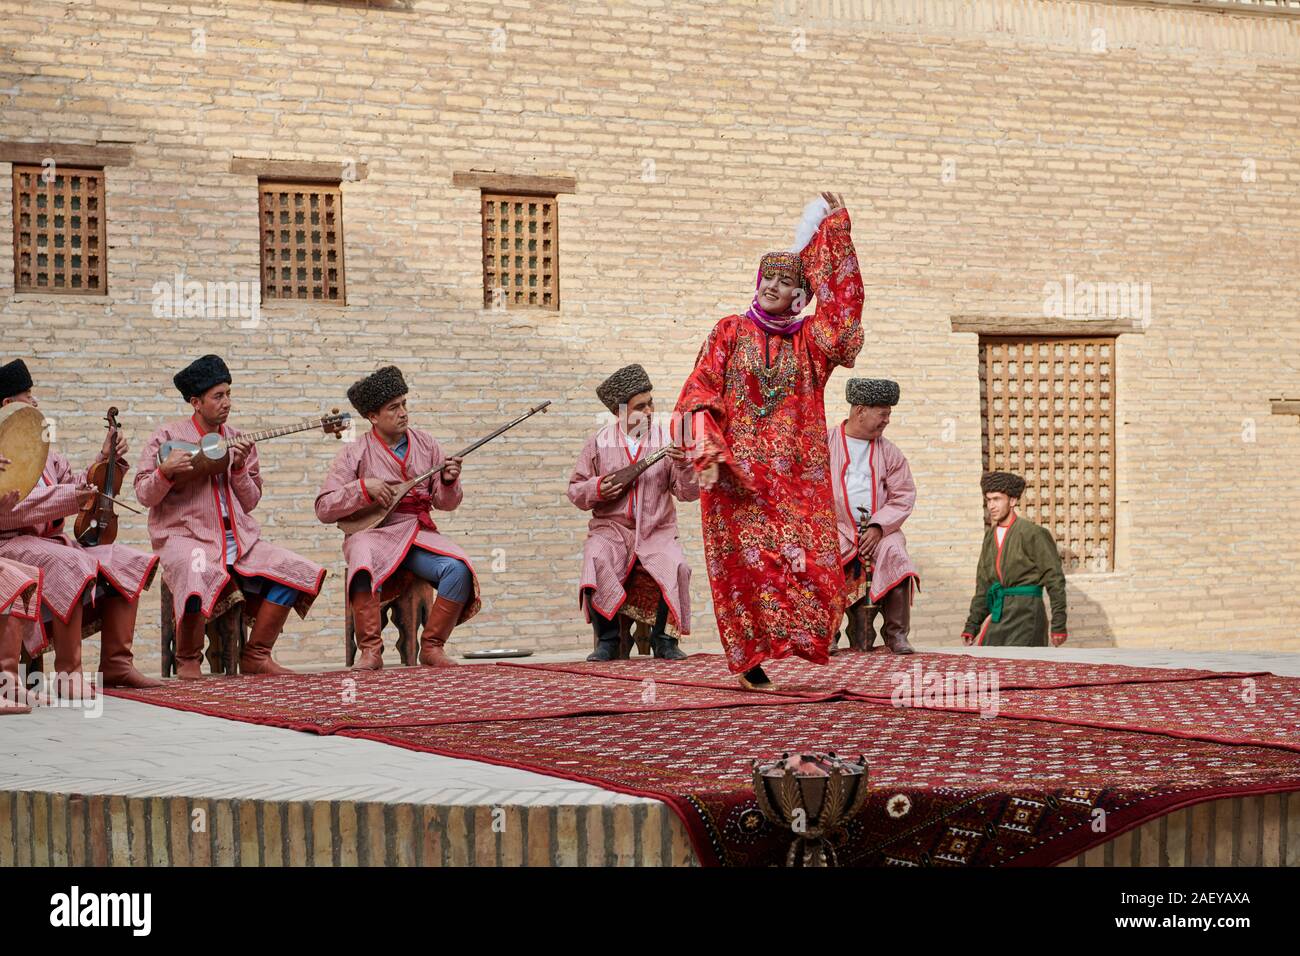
[0, 358, 160, 697]
[135, 355, 329, 678]
[567, 364, 698, 662]
[315, 365, 483, 670]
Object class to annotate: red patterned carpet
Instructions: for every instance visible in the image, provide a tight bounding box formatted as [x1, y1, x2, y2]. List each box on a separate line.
[104, 663, 815, 734]
[106, 652, 1300, 867]
[502, 652, 1266, 698]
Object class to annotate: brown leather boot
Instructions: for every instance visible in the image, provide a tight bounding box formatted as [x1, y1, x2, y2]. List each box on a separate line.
[97, 594, 162, 689]
[880, 584, 915, 655]
[0, 614, 31, 715]
[846, 599, 879, 652]
[175, 612, 207, 680]
[418, 595, 464, 667]
[50, 601, 96, 700]
[350, 588, 384, 671]
[240, 601, 295, 675]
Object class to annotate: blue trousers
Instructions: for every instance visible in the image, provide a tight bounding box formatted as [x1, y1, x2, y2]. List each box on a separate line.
[349, 547, 472, 603]
[184, 570, 299, 614]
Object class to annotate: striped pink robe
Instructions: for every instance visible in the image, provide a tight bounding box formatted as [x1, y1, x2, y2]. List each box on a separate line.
[567, 419, 699, 632]
[135, 415, 326, 625]
[0, 557, 44, 657]
[0, 451, 158, 625]
[827, 422, 920, 602]
[314, 427, 481, 624]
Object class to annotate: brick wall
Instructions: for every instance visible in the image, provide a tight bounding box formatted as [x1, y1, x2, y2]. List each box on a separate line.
[2, 0, 1298, 667]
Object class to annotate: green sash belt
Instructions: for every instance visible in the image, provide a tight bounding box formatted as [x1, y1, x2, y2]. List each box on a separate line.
[987, 583, 1043, 623]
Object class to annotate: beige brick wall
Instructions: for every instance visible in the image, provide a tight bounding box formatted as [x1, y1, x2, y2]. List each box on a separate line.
[2, 0, 1298, 668]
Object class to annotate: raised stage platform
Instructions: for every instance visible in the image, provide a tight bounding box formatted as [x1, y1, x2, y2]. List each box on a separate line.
[3, 647, 1299, 867]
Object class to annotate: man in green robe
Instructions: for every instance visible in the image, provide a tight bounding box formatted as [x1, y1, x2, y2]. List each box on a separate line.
[960, 471, 1068, 647]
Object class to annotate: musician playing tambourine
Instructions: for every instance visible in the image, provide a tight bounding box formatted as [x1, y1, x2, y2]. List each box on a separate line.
[315, 365, 481, 670]
[135, 354, 327, 678]
[0, 358, 160, 697]
[567, 364, 697, 662]
[0, 454, 44, 715]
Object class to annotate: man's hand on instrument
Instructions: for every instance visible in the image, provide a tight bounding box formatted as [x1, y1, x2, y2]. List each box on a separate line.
[74, 482, 97, 507]
[821, 191, 846, 214]
[598, 474, 627, 499]
[227, 438, 253, 472]
[0, 454, 10, 472]
[0, 490, 18, 514]
[99, 431, 129, 463]
[159, 448, 195, 480]
[665, 444, 687, 462]
[368, 481, 399, 509]
[858, 525, 883, 559]
[441, 457, 462, 485]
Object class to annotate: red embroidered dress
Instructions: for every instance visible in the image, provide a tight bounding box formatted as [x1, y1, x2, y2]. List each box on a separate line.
[674, 208, 864, 672]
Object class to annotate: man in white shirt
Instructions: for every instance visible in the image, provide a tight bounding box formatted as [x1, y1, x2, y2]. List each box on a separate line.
[827, 378, 920, 654]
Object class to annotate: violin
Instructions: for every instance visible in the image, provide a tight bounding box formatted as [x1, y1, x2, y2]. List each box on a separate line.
[75, 406, 124, 547]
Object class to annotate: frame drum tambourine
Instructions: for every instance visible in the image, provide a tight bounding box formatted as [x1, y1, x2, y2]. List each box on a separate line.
[0, 403, 50, 499]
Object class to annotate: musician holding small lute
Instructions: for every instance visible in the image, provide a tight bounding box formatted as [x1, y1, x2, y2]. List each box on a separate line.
[567, 364, 697, 662]
[0, 359, 160, 697]
[315, 365, 487, 669]
[135, 355, 329, 678]
[827, 378, 920, 655]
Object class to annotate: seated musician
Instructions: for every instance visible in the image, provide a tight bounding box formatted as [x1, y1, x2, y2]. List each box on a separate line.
[828, 378, 919, 655]
[567, 364, 697, 662]
[315, 365, 481, 669]
[0, 454, 43, 713]
[0, 359, 159, 695]
[134, 355, 326, 678]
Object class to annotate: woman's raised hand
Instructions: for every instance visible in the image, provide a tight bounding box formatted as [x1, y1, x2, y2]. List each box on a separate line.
[821, 191, 846, 213]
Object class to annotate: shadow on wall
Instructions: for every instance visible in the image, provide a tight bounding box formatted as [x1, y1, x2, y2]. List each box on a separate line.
[1060, 580, 1116, 648]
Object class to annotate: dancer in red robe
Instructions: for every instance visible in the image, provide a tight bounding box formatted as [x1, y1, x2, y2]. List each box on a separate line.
[675, 192, 864, 690]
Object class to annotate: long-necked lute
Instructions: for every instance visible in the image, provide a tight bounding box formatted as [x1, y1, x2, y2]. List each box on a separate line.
[338, 401, 551, 535]
[601, 444, 673, 499]
[157, 410, 351, 486]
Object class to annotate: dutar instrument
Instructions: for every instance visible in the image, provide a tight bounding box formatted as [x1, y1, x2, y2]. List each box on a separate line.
[856, 503, 877, 609]
[339, 401, 551, 535]
[601, 445, 672, 499]
[0, 403, 49, 500]
[157, 410, 351, 486]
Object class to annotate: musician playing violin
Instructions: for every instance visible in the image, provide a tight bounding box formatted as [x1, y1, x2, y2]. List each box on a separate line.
[315, 365, 481, 670]
[567, 364, 697, 662]
[135, 355, 326, 678]
[0, 358, 160, 696]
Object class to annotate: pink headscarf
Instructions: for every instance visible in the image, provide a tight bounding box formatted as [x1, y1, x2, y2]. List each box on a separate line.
[745, 252, 808, 336]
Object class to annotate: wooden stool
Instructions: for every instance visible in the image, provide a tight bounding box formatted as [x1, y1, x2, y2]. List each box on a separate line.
[160, 581, 248, 677]
[344, 570, 436, 667]
[587, 613, 654, 660]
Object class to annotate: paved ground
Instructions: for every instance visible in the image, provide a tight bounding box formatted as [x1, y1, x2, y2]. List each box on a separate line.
[3, 646, 1297, 807]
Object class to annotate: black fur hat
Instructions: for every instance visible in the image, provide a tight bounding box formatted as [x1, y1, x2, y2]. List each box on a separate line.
[173, 354, 231, 401]
[846, 378, 900, 407]
[596, 364, 653, 414]
[981, 471, 1026, 498]
[347, 365, 408, 417]
[0, 359, 33, 402]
